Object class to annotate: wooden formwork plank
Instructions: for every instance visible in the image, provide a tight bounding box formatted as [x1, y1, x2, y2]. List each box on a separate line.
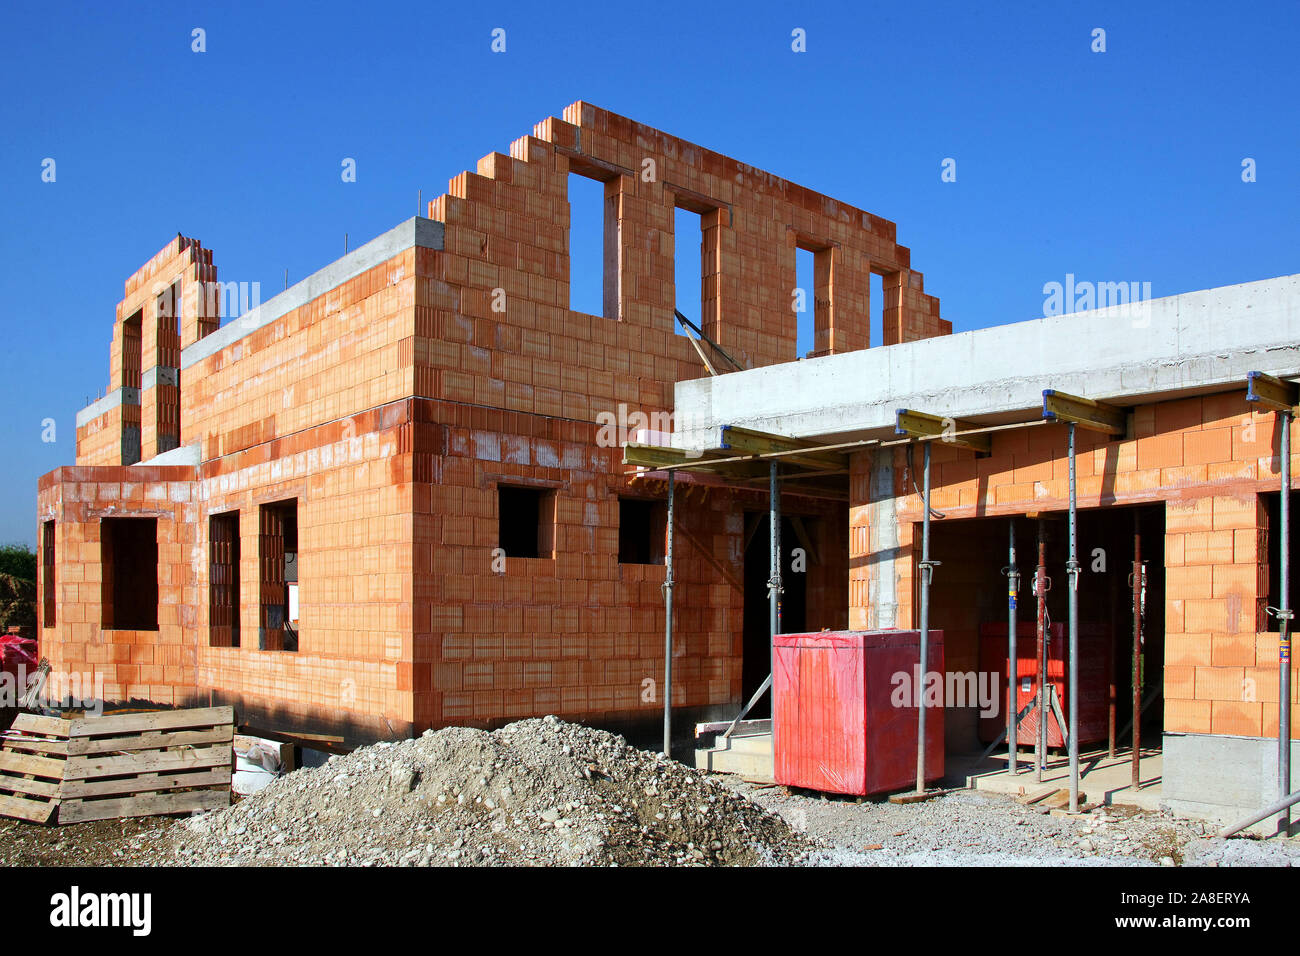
[1, 736, 70, 757]
[0, 705, 237, 824]
[59, 767, 231, 800]
[0, 774, 60, 798]
[58, 788, 228, 824]
[65, 724, 233, 757]
[63, 744, 232, 781]
[67, 706, 234, 739]
[0, 791, 56, 824]
[0, 749, 67, 780]
[10, 714, 71, 738]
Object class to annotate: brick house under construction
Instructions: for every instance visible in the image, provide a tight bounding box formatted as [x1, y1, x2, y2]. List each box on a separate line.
[35, 102, 1300, 823]
[37, 103, 949, 748]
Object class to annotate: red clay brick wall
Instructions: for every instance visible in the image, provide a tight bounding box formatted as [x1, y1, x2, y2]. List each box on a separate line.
[183, 249, 416, 464]
[406, 102, 887, 730]
[852, 390, 1299, 741]
[78, 235, 217, 466]
[76, 405, 130, 469]
[409, 398, 748, 730]
[193, 401, 415, 739]
[50, 103, 932, 741]
[36, 465, 200, 705]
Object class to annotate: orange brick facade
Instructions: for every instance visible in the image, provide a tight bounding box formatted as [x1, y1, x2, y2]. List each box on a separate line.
[38, 103, 943, 745]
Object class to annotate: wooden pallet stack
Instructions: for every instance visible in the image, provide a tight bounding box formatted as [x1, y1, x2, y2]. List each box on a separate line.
[0, 705, 234, 824]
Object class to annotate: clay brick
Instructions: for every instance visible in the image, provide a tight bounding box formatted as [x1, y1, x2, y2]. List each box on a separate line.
[1165, 497, 1213, 533]
[1166, 698, 1212, 734]
[1165, 633, 1211, 667]
[1137, 433, 1183, 472]
[1195, 665, 1245, 702]
[1212, 494, 1263, 531]
[1211, 700, 1262, 736]
[1210, 633, 1257, 667]
[1163, 664, 1196, 699]
[1183, 428, 1233, 466]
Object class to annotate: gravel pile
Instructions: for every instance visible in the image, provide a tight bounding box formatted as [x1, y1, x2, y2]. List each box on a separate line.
[158, 716, 806, 867]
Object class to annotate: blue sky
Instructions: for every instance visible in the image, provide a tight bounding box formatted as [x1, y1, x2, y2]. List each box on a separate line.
[1, 0, 1296, 546]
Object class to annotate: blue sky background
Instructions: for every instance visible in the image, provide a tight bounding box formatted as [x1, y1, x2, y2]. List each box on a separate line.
[0, 0, 1297, 546]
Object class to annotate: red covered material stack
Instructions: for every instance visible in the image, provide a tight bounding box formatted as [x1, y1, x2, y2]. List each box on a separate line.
[774, 629, 944, 796]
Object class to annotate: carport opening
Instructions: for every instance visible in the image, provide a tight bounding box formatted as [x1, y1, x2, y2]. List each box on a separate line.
[924, 505, 1165, 769]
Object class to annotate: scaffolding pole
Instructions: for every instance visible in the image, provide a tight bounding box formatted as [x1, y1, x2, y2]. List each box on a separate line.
[769, 462, 782, 757]
[1245, 371, 1297, 834]
[1041, 389, 1124, 811]
[1279, 408, 1292, 833]
[1006, 519, 1019, 774]
[1131, 513, 1143, 791]
[916, 442, 934, 793]
[1035, 518, 1048, 783]
[1067, 421, 1081, 813]
[662, 471, 675, 757]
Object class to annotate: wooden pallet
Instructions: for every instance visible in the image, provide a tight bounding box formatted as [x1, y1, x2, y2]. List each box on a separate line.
[0, 706, 234, 824]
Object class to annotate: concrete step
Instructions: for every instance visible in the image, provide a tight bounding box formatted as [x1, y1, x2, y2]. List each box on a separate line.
[694, 731, 774, 781]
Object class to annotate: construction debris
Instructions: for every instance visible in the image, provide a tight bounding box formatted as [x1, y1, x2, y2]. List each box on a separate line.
[163, 716, 807, 867]
[232, 734, 294, 797]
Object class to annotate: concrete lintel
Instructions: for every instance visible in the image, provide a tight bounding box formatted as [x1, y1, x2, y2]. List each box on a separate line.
[142, 365, 179, 390]
[75, 387, 140, 428]
[673, 273, 1300, 448]
[180, 216, 444, 372]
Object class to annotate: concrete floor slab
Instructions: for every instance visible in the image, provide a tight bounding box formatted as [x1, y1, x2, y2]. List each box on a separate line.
[952, 747, 1164, 811]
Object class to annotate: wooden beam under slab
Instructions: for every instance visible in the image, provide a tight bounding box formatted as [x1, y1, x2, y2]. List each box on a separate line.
[718, 425, 846, 471]
[1041, 389, 1126, 435]
[1246, 371, 1300, 413]
[894, 408, 992, 453]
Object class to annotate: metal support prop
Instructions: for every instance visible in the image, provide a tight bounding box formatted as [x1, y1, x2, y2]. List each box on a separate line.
[1108, 578, 1117, 759]
[1131, 514, 1143, 791]
[1007, 520, 1019, 773]
[1280, 409, 1292, 834]
[662, 471, 675, 757]
[1035, 519, 1048, 782]
[1245, 374, 1297, 833]
[1067, 422, 1081, 813]
[769, 462, 782, 755]
[916, 442, 934, 793]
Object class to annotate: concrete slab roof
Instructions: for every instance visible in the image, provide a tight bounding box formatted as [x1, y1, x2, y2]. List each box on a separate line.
[673, 273, 1300, 448]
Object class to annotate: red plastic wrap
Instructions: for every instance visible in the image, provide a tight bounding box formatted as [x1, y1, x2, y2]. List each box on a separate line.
[0, 633, 37, 682]
[774, 629, 944, 796]
[978, 621, 1110, 748]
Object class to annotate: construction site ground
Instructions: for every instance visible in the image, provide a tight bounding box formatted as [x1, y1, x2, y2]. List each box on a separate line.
[0, 718, 1296, 867]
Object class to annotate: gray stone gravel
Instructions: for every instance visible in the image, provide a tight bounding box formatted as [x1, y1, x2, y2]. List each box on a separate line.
[721, 778, 1300, 867]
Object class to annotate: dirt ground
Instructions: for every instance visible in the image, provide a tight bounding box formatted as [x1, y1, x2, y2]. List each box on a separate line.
[0, 814, 163, 866]
[2, 717, 1297, 868]
[3, 785, 1297, 867]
